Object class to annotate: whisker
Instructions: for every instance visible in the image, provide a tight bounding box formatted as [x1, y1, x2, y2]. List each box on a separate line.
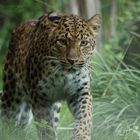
[41, 56, 59, 62]
[53, 64, 61, 74]
[53, 64, 60, 72]
[47, 56, 58, 59]
[85, 63, 95, 72]
[60, 60, 68, 64]
[54, 66, 61, 74]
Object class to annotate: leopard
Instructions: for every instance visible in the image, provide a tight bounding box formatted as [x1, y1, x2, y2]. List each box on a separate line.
[1, 12, 101, 140]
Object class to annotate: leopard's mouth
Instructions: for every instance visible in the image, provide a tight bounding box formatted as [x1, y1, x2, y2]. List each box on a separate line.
[67, 67, 78, 72]
[61, 66, 80, 72]
[60, 62, 85, 70]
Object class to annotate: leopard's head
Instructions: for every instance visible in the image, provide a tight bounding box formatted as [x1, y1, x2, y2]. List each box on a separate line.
[37, 12, 101, 70]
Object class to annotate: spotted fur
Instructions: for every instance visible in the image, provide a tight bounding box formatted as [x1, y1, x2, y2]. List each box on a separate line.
[1, 12, 101, 140]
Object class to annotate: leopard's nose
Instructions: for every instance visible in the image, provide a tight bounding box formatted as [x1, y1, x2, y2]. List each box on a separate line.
[67, 58, 75, 65]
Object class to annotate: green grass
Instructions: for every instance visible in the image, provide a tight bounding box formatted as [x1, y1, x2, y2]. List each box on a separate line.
[0, 63, 3, 90]
[90, 44, 140, 139]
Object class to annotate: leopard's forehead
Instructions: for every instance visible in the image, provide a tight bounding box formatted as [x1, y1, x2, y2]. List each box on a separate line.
[59, 15, 88, 32]
[53, 15, 90, 39]
[38, 14, 92, 40]
[61, 15, 86, 26]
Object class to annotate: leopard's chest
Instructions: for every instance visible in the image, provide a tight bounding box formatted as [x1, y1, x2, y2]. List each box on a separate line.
[37, 68, 90, 102]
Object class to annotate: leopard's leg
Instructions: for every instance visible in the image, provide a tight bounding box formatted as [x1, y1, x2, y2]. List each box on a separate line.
[32, 101, 61, 140]
[15, 101, 33, 128]
[67, 92, 93, 140]
[51, 102, 61, 129]
[1, 60, 33, 129]
[1, 92, 32, 129]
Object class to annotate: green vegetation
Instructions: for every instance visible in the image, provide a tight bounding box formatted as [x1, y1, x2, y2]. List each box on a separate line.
[92, 51, 140, 140]
[0, 0, 140, 140]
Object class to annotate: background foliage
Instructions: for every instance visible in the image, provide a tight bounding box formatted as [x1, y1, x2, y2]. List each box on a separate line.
[0, 0, 140, 139]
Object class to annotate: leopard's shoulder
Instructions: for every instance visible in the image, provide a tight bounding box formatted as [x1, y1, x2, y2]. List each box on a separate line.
[10, 20, 38, 51]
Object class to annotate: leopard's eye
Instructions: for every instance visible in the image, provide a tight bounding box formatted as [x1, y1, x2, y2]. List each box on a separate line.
[57, 39, 67, 46]
[80, 40, 88, 46]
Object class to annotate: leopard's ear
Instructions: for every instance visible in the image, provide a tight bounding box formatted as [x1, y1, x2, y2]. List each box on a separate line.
[48, 12, 61, 24]
[87, 14, 101, 37]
